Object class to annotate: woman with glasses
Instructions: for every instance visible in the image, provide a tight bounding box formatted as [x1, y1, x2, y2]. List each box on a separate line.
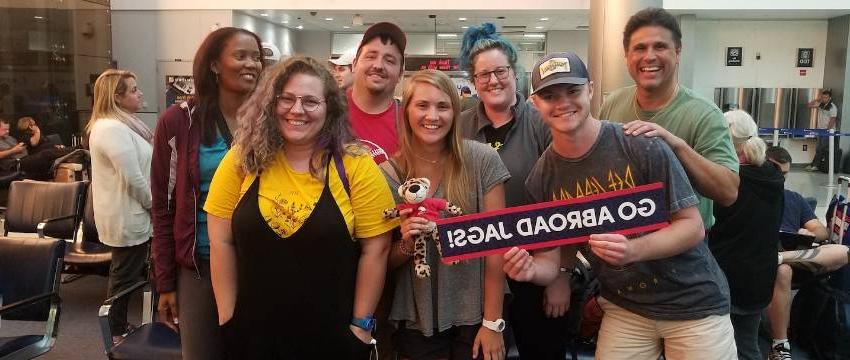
[150, 27, 263, 359]
[707, 110, 784, 360]
[383, 69, 509, 359]
[87, 69, 153, 344]
[204, 56, 396, 358]
[458, 23, 560, 359]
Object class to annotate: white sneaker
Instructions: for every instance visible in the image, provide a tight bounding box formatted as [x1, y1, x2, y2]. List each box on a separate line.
[768, 342, 792, 360]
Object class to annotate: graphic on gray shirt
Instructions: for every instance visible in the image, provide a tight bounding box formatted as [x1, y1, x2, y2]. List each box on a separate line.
[525, 122, 730, 320]
[383, 140, 511, 336]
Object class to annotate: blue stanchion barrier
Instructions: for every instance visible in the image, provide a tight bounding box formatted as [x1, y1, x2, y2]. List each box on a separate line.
[758, 128, 848, 137]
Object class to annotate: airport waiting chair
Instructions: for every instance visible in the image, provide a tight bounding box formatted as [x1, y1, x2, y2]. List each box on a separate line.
[98, 279, 182, 360]
[62, 186, 111, 283]
[1, 180, 86, 241]
[0, 237, 65, 359]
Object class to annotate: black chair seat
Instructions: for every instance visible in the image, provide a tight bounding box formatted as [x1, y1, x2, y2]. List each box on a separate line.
[65, 241, 111, 264]
[0, 335, 43, 357]
[108, 322, 181, 360]
[0, 172, 22, 188]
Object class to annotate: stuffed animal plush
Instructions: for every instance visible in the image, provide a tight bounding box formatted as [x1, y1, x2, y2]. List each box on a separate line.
[384, 178, 463, 278]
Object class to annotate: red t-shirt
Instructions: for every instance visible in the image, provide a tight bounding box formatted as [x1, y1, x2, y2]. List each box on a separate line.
[347, 90, 399, 164]
[396, 198, 448, 222]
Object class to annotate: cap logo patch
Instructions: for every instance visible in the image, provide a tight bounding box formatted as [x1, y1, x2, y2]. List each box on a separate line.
[539, 58, 571, 80]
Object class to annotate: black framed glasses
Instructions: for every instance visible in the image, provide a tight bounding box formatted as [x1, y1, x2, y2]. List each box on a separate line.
[472, 66, 512, 84]
[275, 93, 325, 112]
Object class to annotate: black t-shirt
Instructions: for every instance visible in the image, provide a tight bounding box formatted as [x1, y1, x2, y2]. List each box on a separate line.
[482, 119, 515, 151]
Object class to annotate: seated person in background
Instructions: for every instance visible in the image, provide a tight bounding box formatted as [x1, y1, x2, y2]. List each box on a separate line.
[764, 145, 850, 360]
[0, 118, 27, 170]
[0, 117, 67, 180]
[16, 116, 66, 155]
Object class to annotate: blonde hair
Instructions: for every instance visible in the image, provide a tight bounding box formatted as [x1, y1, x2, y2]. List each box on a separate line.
[397, 69, 472, 213]
[16, 116, 36, 132]
[725, 109, 766, 166]
[87, 69, 137, 133]
[235, 56, 355, 177]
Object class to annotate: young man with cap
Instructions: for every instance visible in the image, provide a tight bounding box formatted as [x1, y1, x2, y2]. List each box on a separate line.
[598, 7, 739, 231]
[504, 51, 736, 359]
[330, 50, 355, 91]
[348, 22, 406, 164]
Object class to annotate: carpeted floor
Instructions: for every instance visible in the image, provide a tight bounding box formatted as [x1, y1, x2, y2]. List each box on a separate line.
[0, 275, 141, 360]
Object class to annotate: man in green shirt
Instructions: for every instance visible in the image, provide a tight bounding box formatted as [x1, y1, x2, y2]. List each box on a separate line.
[599, 7, 739, 229]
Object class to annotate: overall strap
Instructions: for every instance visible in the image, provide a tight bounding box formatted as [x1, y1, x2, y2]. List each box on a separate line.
[332, 154, 351, 197]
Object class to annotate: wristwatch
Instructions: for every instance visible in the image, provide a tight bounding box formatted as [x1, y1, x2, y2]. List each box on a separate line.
[351, 315, 376, 332]
[482, 318, 506, 333]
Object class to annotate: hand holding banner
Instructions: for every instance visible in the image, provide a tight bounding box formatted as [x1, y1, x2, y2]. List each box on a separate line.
[435, 182, 670, 263]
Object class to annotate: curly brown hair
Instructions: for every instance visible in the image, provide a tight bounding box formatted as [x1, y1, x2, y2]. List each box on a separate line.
[235, 56, 356, 177]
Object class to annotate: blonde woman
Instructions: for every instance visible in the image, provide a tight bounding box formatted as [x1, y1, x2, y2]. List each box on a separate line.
[382, 69, 508, 359]
[88, 69, 153, 342]
[204, 56, 396, 358]
[708, 110, 784, 360]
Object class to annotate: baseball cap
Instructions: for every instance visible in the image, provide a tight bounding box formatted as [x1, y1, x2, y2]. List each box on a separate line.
[531, 51, 589, 95]
[357, 22, 407, 57]
[330, 50, 356, 66]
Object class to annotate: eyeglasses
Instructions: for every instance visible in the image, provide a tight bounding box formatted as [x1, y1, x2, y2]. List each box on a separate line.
[472, 66, 512, 84]
[276, 94, 325, 112]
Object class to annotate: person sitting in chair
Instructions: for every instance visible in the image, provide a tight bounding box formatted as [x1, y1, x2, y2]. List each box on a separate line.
[764, 145, 850, 360]
[0, 118, 65, 180]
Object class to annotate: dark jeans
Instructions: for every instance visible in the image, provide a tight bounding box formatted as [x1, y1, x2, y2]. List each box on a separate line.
[731, 308, 764, 360]
[810, 135, 839, 168]
[107, 241, 150, 334]
[177, 260, 223, 360]
[394, 324, 480, 360]
[507, 279, 570, 359]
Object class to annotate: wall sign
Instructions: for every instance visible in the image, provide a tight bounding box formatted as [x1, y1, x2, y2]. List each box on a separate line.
[435, 182, 670, 263]
[726, 47, 743, 66]
[797, 48, 814, 68]
[404, 57, 461, 72]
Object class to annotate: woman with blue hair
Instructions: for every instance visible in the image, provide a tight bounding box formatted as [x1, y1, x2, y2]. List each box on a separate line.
[458, 23, 560, 359]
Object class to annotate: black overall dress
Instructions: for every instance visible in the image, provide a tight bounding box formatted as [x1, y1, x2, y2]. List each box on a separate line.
[221, 164, 373, 359]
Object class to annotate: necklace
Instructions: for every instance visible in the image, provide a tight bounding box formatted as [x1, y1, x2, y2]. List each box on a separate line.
[633, 84, 679, 122]
[413, 153, 444, 165]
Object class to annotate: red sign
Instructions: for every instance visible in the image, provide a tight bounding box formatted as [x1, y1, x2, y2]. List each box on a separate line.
[800, 69, 807, 76]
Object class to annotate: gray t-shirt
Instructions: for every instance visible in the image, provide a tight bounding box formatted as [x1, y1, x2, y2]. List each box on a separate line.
[383, 140, 510, 336]
[525, 121, 730, 320]
[461, 92, 551, 208]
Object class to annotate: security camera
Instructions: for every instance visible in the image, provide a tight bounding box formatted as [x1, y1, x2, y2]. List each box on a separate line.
[310, 11, 317, 16]
[428, 14, 436, 19]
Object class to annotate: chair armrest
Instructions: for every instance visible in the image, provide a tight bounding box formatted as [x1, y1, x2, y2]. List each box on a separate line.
[0, 292, 59, 315]
[99, 280, 148, 351]
[37, 214, 78, 238]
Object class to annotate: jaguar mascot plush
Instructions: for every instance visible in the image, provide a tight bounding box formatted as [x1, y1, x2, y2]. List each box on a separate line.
[383, 178, 463, 278]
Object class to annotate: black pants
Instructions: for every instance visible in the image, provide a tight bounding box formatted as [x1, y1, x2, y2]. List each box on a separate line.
[507, 279, 570, 359]
[107, 241, 149, 334]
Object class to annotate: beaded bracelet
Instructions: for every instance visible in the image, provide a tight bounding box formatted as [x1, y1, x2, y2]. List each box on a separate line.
[396, 240, 415, 256]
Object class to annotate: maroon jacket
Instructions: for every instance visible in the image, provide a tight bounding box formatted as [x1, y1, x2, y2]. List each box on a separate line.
[151, 102, 201, 293]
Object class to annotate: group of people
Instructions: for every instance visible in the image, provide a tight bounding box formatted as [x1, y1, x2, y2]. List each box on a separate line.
[80, 5, 850, 360]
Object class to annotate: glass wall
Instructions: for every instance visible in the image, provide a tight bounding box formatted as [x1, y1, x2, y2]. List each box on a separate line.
[0, 0, 112, 145]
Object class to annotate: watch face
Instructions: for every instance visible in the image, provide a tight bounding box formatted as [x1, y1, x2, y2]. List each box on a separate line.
[496, 319, 505, 331]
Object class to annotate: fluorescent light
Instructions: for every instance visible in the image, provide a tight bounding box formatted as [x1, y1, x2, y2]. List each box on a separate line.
[539, 17, 549, 21]
[325, 17, 333, 21]
[458, 17, 467, 21]
[437, 33, 457, 38]
[524, 33, 545, 38]
[461, 26, 469, 29]
[34, 15, 44, 20]
[260, 13, 269, 17]
[282, 20, 289, 24]
[343, 25, 350, 29]
[296, 25, 304, 30]
[535, 26, 543, 29]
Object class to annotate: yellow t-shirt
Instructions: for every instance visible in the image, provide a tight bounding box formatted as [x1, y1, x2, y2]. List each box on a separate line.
[204, 147, 398, 239]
